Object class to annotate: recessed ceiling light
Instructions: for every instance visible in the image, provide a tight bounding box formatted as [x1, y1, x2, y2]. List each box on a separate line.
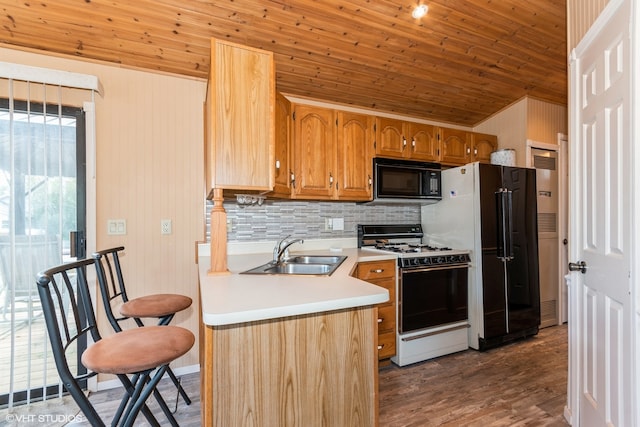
[412, 4, 428, 19]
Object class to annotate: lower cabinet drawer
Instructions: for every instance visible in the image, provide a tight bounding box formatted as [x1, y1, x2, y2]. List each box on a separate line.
[377, 331, 396, 359]
[377, 304, 395, 333]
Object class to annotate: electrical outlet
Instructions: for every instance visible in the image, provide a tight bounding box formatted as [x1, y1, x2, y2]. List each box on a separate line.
[325, 218, 344, 231]
[161, 219, 172, 235]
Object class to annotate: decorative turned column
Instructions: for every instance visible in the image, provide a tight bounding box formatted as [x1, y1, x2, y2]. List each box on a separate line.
[208, 188, 230, 275]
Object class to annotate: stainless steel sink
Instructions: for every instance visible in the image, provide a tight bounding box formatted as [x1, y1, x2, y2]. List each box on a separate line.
[286, 255, 346, 265]
[240, 255, 347, 276]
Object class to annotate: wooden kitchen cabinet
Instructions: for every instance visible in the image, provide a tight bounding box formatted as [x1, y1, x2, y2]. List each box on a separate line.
[374, 117, 404, 158]
[205, 39, 274, 192]
[273, 92, 292, 196]
[407, 122, 439, 161]
[439, 128, 498, 166]
[285, 103, 373, 201]
[438, 127, 470, 165]
[375, 117, 438, 162]
[469, 132, 498, 163]
[292, 104, 336, 199]
[355, 259, 397, 361]
[336, 111, 373, 200]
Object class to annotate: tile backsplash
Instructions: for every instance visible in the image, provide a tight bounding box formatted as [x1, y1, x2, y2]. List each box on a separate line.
[206, 200, 421, 242]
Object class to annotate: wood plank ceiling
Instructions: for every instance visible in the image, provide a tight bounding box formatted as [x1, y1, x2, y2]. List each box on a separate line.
[0, 0, 567, 126]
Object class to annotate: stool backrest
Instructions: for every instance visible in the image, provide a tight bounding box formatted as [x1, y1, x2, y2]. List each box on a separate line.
[36, 258, 105, 427]
[92, 246, 143, 331]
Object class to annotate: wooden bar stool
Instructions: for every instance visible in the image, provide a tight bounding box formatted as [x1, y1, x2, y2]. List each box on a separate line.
[92, 246, 193, 405]
[36, 258, 194, 427]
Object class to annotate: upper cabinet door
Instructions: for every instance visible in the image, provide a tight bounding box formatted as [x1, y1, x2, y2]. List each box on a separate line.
[336, 112, 373, 200]
[439, 127, 470, 165]
[292, 105, 336, 199]
[206, 39, 274, 191]
[406, 122, 438, 162]
[273, 92, 292, 196]
[470, 132, 498, 163]
[375, 117, 406, 158]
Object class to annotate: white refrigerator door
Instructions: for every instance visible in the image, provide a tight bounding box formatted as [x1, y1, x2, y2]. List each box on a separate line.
[421, 162, 484, 349]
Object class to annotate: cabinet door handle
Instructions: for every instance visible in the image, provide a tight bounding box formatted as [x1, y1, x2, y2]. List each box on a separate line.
[474, 148, 478, 155]
[412, 138, 416, 149]
[275, 159, 281, 169]
[377, 318, 383, 323]
[402, 137, 407, 149]
[466, 147, 471, 154]
[370, 268, 384, 273]
[368, 175, 372, 187]
[378, 344, 384, 350]
[329, 173, 334, 185]
[290, 171, 296, 188]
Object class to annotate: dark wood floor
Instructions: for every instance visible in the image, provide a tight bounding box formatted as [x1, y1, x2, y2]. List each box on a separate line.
[1, 324, 568, 426]
[379, 324, 568, 426]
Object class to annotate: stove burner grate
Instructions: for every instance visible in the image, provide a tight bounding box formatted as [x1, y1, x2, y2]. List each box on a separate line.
[375, 243, 453, 253]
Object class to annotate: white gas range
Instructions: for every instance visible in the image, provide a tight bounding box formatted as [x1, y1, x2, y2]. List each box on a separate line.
[358, 224, 471, 366]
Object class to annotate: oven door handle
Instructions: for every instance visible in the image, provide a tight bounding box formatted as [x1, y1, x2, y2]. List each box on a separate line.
[401, 323, 470, 341]
[401, 264, 468, 273]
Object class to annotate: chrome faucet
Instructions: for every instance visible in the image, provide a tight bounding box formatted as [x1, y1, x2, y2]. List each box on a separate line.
[273, 235, 304, 263]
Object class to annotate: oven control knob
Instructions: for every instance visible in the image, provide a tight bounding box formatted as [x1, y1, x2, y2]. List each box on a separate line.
[420, 257, 429, 265]
[436, 256, 445, 264]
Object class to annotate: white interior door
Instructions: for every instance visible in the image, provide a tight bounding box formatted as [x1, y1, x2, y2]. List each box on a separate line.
[568, 0, 633, 425]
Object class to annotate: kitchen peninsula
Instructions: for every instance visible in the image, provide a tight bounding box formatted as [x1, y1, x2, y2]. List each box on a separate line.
[197, 244, 391, 426]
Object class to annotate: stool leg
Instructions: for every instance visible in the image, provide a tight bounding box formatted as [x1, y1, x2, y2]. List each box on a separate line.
[155, 315, 191, 405]
[127, 369, 180, 427]
[115, 373, 161, 427]
[151, 382, 181, 426]
[122, 366, 180, 427]
[166, 366, 191, 405]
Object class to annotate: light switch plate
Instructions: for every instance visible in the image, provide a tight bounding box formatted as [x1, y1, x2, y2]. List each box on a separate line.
[107, 219, 126, 235]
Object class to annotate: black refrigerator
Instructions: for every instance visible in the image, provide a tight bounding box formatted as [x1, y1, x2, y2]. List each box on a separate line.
[421, 162, 540, 350]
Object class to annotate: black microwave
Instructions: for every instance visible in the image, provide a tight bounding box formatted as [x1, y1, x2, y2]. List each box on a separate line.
[371, 157, 442, 204]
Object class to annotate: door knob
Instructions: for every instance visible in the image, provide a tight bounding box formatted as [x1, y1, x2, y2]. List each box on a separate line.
[568, 260, 587, 274]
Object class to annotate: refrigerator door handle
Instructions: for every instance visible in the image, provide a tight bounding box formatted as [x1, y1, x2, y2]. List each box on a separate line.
[504, 189, 514, 260]
[495, 188, 509, 261]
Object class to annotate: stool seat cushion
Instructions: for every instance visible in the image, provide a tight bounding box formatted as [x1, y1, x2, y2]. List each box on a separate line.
[120, 293, 192, 318]
[81, 325, 194, 374]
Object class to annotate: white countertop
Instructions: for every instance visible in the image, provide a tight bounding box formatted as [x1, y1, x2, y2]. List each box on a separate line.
[198, 243, 394, 326]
